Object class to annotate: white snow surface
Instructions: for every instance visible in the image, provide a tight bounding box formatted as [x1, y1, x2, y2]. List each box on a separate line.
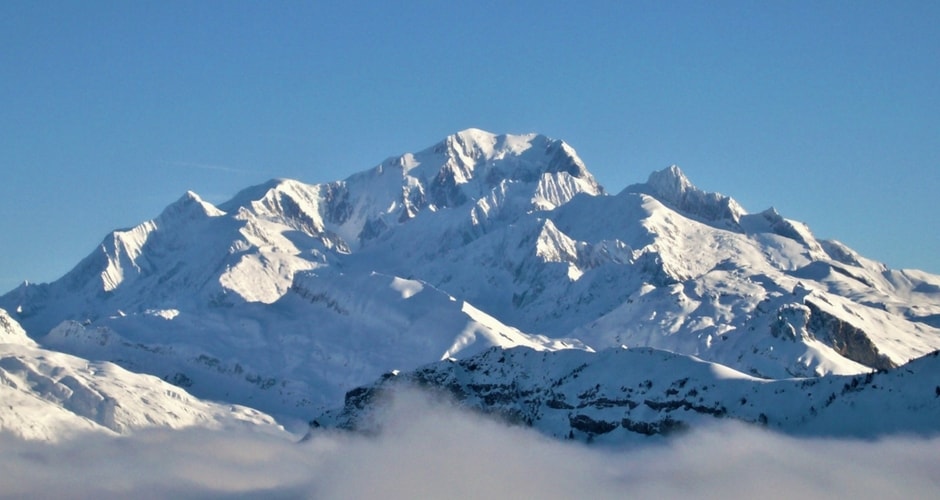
[0, 309, 281, 441]
[2, 129, 939, 438]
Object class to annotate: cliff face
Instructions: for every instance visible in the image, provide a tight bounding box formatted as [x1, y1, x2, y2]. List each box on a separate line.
[805, 301, 896, 371]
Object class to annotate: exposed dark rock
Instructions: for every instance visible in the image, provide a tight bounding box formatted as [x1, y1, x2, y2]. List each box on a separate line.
[429, 165, 468, 208]
[344, 386, 375, 409]
[643, 399, 727, 417]
[322, 183, 352, 225]
[358, 217, 389, 245]
[569, 414, 618, 435]
[621, 416, 688, 436]
[805, 301, 896, 371]
[546, 398, 574, 410]
[577, 397, 638, 410]
[166, 372, 193, 388]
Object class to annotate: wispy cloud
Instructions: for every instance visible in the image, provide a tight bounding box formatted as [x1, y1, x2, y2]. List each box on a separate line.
[2, 389, 939, 499]
[157, 160, 271, 175]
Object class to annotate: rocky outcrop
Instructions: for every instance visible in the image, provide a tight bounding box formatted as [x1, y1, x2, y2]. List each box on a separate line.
[805, 301, 896, 371]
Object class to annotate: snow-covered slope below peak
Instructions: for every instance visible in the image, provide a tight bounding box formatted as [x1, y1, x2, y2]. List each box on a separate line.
[443, 300, 587, 360]
[0, 339, 281, 442]
[32, 269, 586, 420]
[287, 270, 586, 363]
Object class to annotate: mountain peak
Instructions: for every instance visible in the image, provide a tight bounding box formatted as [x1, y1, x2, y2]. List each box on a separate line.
[456, 127, 495, 136]
[625, 165, 745, 224]
[452, 127, 501, 146]
[376, 130, 602, 209]
[218, 179, 287, 213]
[648, 165, 693, 195]
[430, 129, 541, 163]
[158, 190, 224, 223]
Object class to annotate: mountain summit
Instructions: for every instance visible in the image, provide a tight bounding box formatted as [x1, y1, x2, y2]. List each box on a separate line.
[625, 165, 745, 224]
[2, 129, 939, 427]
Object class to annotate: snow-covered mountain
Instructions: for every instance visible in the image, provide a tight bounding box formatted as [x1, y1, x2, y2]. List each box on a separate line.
[0, 130, 600, 421]
[2, 128, 939, 437]
[0, 308, 280, 441]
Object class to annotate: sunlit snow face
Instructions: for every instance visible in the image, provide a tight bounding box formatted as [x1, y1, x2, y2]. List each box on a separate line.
[2, 389, 938, 499]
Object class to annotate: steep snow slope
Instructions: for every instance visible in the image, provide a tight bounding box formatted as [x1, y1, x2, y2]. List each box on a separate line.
[35, 272, 581, 419]
[0, 309, 280, 441]
[314, 345, 940, 443]
[0, 307, 35, 347]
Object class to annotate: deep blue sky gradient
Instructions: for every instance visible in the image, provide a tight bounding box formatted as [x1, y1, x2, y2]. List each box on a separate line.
[1, 1, 938, 292]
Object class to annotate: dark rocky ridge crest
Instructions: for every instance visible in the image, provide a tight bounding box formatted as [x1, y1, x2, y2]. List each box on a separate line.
[312, 346, 940, 443]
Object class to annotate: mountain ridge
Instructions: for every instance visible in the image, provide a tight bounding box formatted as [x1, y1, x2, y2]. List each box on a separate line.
[313, 344, 940, 443]
[2, 129, 939, 438]
[0, 308, 282, 441]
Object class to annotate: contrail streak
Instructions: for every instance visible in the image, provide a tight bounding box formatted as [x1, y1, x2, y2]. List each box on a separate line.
[158, 160, 266, 174]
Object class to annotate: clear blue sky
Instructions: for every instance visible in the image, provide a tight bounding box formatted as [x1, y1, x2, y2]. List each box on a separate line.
[1, 1, 938, 292]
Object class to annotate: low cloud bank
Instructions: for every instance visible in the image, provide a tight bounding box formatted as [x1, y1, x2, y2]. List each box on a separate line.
[2, 389, 938, 499]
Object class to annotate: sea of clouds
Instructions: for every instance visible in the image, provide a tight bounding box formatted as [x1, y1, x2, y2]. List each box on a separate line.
[1, 389, 938, 499]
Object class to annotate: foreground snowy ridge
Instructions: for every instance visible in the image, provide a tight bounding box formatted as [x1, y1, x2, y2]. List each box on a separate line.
[0, 309, 281, 440]
[1, 129, 939, 440]
[314, 345, 940, 443]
